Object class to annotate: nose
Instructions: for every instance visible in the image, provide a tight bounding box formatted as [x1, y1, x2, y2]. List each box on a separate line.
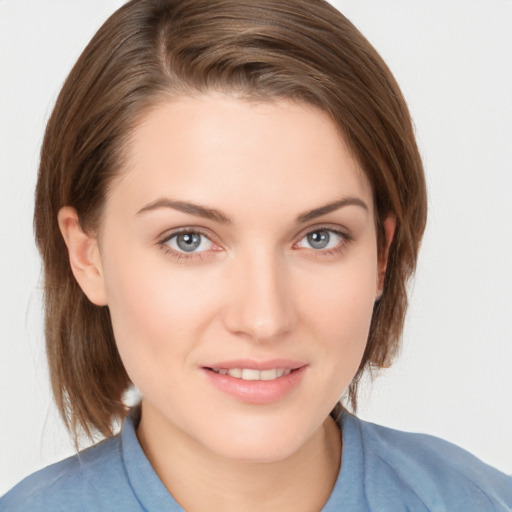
[222, 248, 297, 343]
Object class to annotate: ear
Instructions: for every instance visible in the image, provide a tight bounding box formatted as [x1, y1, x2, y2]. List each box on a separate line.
[58, 206, 108, 306]
[376, 215, 396, 298]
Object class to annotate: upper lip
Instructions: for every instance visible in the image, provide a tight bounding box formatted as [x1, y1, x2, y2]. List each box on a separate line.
[203, 359, 306, 371]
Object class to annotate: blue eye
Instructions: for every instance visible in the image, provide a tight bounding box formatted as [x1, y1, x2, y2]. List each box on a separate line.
[166, 231, 214, 253]
[298, 229, 345, 250]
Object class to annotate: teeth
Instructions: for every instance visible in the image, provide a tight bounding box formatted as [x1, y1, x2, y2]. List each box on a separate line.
[228, 368, 242, 378]
[241, 369, 260, 380]
[211, 368, 292, 381]
[260, 369, 277, 380]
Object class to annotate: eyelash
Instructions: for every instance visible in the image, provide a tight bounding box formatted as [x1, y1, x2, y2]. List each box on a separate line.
[157, 227, 216, 262]
[294, 226, 352, 258]
[157, 225, 352, 262]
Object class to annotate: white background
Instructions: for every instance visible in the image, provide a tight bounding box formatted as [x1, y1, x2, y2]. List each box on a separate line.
[1, 0, 511, 494]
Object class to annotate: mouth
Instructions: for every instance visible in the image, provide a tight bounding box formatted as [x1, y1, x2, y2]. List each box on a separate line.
[205, 367, 294, 381]
[201, 360, 307, 403]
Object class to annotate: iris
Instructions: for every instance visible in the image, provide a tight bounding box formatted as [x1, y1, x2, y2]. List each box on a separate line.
[307, 230, 331, 249]
[176, 232, 202, 252]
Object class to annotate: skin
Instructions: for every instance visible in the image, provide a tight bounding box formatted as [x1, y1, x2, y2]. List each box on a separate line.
[59, 94, 394, 512]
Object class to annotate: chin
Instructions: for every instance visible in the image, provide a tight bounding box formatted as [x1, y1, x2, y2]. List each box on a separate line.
[207, 435, 301, 464]
[196, 413, 321, 464]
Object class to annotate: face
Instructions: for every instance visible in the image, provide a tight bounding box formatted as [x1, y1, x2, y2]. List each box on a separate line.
[90, 94, 388, 462]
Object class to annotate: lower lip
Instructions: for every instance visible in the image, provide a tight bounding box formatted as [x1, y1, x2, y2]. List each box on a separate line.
[202, 366, 307, 404]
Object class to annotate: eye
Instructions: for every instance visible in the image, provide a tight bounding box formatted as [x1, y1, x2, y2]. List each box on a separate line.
[164, 231, 214, 253]
[295, 228, 347, 251]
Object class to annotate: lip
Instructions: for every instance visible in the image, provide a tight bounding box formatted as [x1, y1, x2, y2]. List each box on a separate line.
[201, 360, 308, 404]
[205, 359, 305, 371]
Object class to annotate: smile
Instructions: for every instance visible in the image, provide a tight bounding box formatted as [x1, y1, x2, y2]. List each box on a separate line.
[203, 363, 307, 403]
[209, 368, 292, 380]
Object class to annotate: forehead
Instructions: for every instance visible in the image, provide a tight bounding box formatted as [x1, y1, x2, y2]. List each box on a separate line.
[108, 94, 373, 219]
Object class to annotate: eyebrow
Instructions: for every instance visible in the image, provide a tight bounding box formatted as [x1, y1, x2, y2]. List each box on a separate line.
[296, 197, 368, 223]
[137, 199, 231, 224]
[136, 196, 368, 224]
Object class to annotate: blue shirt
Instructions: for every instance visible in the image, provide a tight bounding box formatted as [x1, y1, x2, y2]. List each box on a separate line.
[1, 412, 511, 511]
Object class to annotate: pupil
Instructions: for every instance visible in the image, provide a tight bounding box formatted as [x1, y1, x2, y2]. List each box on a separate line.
[307, 230, 330, 249]
[177, 232, 201, 252]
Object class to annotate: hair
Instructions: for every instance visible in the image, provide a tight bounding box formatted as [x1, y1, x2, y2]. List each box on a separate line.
[34, 0, 427, 442]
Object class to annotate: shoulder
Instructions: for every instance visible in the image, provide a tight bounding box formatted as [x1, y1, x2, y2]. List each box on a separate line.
[344, 414, 512, 511]
[0, 435, 139, 512]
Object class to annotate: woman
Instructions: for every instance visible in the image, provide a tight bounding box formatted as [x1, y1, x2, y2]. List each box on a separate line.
[1, 0, 510, 510]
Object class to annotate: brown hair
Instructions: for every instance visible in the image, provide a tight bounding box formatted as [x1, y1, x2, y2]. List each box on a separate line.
[35, 0, 427, 441]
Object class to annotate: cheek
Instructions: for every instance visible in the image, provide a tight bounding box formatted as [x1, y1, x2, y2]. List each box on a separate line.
[296, 248, 378, 384]
[101, 250, 219, 377]
[300, 251, 378, 335]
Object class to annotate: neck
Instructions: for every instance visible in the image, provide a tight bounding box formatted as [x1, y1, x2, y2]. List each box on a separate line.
[137, 403, 342, 512]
